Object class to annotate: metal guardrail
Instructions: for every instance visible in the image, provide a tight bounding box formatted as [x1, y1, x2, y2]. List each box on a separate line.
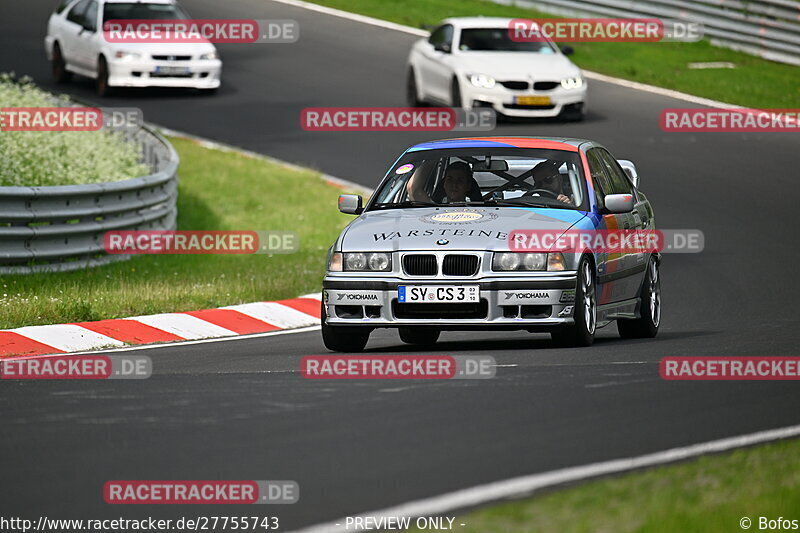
[0, 126, 179, 274]
[495, 0, 800, 66]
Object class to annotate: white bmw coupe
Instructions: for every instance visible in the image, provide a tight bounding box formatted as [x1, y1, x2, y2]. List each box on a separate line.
[407, 17, 587, 120]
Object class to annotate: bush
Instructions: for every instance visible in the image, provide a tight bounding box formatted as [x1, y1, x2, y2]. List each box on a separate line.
[0, 74, 147, 186]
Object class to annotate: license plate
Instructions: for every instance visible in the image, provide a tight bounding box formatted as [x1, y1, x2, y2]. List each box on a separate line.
[516, 95, 551, 106]
[155, 66, 191, 75]
[398, 285, 479, 303]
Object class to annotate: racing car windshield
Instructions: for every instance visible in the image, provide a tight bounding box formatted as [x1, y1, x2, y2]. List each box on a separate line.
[370, 148, 586, 211]
[458, 28, 556, 53]
[103, 3, 189, 23]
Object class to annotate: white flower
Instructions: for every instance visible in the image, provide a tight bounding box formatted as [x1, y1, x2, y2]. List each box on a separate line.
[0, 74, 148, 186]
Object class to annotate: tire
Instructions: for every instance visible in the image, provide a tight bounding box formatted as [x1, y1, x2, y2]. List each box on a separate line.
[450, 76, 462, 108]
[398, 327, 440, 346]
[406, 68, 421, 107]
[321, 302, 370, 352]
[96, 56, 112, 97]
[51, 43, 71, 84]
[618, 257, 661, 338]
[198, 87, 218, 96]
[551, 256, 596, 347]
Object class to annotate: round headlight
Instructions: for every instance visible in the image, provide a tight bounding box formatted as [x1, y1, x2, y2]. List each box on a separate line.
[345, 253, 367, 271]
[522, 253, 547, 271]
[495, 252, 521, 271]
[368, 253, 390, 271]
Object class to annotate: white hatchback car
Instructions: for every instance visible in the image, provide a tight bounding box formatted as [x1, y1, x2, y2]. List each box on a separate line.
[45, 0, 222, 96]
[407, 17, 587, 120]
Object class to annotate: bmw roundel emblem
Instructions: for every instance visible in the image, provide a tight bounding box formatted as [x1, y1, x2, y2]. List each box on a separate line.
[436, 239, 449, 245]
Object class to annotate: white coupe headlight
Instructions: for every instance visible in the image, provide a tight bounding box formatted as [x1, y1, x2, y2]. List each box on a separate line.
[199, 51, 218, 60]
[114, 50, 142, 61]
[560, 77, 584, 90]
[338, 252, 392, 272]
[493, 252, 564, 271]
[468, 73, 496, 89]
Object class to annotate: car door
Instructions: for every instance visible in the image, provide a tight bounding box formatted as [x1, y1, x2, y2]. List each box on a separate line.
[586, 147, 631, 305]
[60, 0, 91, 70]
[76, 0, 100, 74]
[417, 24, 454, 103]
[597, 147, 648, 300]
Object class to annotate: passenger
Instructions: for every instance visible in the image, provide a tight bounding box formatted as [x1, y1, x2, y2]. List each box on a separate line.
[407, 161, 473, 203]
[531, 160, 572, 204]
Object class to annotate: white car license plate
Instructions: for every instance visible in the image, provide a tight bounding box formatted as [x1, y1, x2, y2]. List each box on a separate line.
[398, 285, 479, 303]
[155, 66, 191, 75]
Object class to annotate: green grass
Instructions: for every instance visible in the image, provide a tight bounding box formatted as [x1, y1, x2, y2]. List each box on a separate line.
[0, 136, 352, 328]
[419, 438, 800, 533]
[307, 0, 800, 108]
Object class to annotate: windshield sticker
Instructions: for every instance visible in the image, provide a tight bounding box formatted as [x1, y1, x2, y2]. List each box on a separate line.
[395, 163, 414, 174]
[419, 209, 498, 225]
[431, 211, 483, 222]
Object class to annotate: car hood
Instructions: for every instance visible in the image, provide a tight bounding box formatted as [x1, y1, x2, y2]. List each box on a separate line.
[453, 52, 580, 80]
[340, 206, 587, 251]
[102, 41, 216, 54]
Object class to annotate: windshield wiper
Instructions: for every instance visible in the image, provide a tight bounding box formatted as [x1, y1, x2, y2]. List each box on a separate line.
[494, 197, 579, 209]
[370, 201, 439, 210]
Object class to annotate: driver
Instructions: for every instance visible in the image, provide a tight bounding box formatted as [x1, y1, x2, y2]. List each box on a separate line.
[407, 161, 473, 203]
[531, 160, 572, 204]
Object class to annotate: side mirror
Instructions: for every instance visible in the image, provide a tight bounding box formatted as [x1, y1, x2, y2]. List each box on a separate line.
[604, 194, 635, 214]
[560, 45, 574, 56]
[338, 194, 363, 215]
[617, 159, 639, 188]
[433, 42, 451, 54]
[81, 20, 97, 33]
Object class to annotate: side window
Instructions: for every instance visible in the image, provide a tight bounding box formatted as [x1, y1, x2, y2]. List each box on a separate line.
[66, 0, 90, 25]
[428, 24, 453, 49]
[55, 0, 74, 14]
[83, 0, 98, 31]
[586, 149, 613, 207]
[598, 149, 633, 194]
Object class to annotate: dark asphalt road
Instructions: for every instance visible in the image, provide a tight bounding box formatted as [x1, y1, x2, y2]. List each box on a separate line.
[1, 0, 798, 530]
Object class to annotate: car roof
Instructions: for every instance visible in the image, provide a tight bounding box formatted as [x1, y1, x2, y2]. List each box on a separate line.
[439, 17, 520, 29]
[407, 137, 587, 153]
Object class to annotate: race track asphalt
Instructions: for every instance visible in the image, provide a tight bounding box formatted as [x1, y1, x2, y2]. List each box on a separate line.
[1, 0, 798, 529]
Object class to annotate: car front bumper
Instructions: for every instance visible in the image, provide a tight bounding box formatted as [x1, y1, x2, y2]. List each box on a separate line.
[322, 274, 578, 329]
[461, 83, 587, 118]
[108, 58, 222, 89]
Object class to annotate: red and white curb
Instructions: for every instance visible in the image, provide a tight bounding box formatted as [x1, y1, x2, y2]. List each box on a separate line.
[0, 293, 321, 358]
